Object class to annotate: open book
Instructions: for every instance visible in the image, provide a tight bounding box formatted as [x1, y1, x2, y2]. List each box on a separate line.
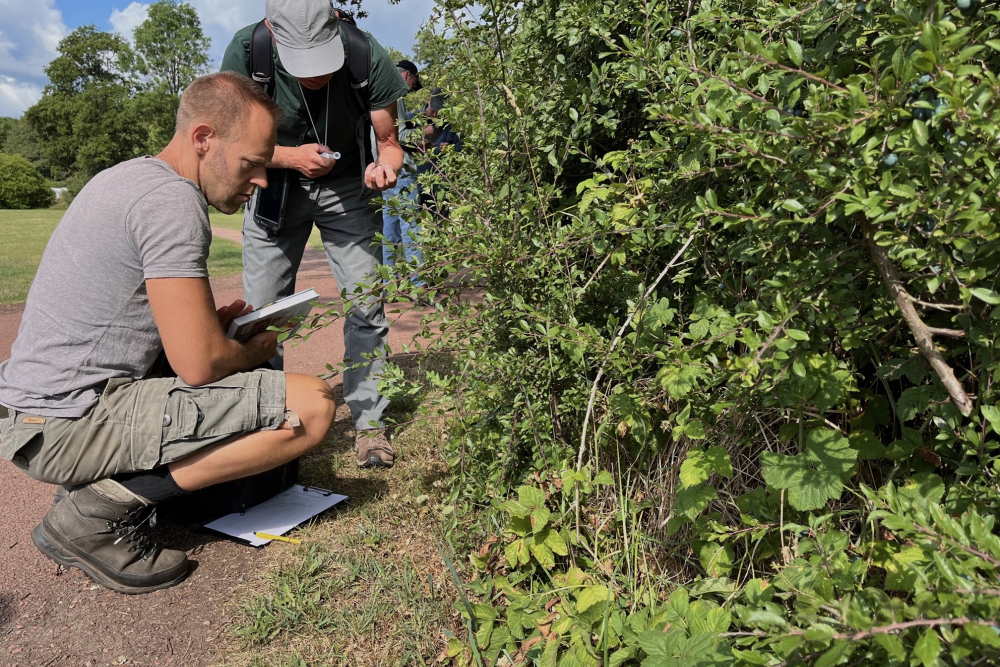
[226, 287, 319, 343]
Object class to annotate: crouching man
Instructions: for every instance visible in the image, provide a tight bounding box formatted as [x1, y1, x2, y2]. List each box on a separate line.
[0, 71, 336, 594]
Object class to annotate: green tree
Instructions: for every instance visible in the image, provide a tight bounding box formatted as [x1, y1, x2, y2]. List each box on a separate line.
[0, 117, 16, 149]
[24, 25, 146, 182]
[0, 154, 53, 209]
[132, 1, 212, 152]
[133, 0, 211, 97]
[2, 119, 50, 178]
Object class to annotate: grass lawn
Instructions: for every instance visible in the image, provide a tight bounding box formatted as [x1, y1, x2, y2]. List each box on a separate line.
[0, 209, 249, 305]
[0, 209, 63, 305]
[222, 355, 462, 667]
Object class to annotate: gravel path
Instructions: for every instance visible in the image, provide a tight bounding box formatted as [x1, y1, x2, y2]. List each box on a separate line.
[0, 229, 434, 666]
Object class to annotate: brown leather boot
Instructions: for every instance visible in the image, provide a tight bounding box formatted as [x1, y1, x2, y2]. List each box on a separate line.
[31, 479, 189, 594]
[355, 429, 395, 468]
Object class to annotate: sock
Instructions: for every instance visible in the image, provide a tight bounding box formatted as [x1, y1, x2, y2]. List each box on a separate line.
[113, 467, 189, 504]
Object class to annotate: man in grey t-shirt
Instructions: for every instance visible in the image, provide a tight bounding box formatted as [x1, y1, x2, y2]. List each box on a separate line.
[0, 72, 336, 594]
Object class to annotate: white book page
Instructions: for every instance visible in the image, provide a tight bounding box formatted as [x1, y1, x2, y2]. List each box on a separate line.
[203, 484, 349, 546]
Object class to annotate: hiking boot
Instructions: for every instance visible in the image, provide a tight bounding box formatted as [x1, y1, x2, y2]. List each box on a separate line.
[356, 429, 395, 469]
[31, 479, 189, 594]
[52, 484, 80, 505]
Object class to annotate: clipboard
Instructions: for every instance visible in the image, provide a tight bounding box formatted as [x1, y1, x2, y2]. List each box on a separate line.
[203, 484, 349, 547]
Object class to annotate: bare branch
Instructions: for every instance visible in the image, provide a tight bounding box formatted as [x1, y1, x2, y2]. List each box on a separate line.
[862, 219, 973, 416]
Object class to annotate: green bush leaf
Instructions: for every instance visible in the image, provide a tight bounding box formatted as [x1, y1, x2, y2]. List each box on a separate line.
[674, 485, 717, 520]
[761, 428, 857, 510]
[970, 287, 1000, 305]
[913, 629, 941, 667]
[577, 584, 611, 612]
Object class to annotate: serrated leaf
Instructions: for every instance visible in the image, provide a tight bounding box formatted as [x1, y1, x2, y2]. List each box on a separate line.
[517, 485, 546, 508]
[608, 647, 636, 667]
[577, 585, 610, 612]
[499, 500, 531, 517]
[849, 430, 886, 460]
[814, 640, 853, 667]
[761, 428, 857, 510]
[913, 629, 940, 667]
[674, 485, 716, 520]
[786, 38, 803, 67]
[531, 507, 551, 533]
[685, 419, 706, 439]
[529, 538, 555, 569]
[661, 365, 700, 399]
[698, 542, 734, 576]
[705, 446, 733, 477]
[543, 528, 568, 556]
[540, 636, 560, 667]
[680, 449, 712, 488]
[897, 385, 933, 422]
[594, 470, 615, 485]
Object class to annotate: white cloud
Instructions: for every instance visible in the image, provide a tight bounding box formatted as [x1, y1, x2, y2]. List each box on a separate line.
[361, 0, 436, 58]
[0, 75, 44, 117]
[189, 0, 259, 35]
[109, 2, 150, 42]
[0, 0, 67, 116]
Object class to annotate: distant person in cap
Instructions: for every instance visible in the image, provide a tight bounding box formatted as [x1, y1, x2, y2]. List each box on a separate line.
[382, 59, 427, 290]
[417, 88, 462, 213]
[221, 0, 411, 469]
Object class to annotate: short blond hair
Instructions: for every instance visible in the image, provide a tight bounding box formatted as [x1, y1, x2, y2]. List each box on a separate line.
[176, 71, 284, 139]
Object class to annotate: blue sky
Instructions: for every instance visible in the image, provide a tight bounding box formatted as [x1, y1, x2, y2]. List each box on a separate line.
[0, 0, 436, 118]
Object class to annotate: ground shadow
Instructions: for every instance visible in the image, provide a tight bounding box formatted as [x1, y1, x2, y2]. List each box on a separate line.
[0, 592, 16, 630]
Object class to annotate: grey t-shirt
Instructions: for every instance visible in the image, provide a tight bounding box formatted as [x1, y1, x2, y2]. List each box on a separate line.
[0, 157, 211, 418]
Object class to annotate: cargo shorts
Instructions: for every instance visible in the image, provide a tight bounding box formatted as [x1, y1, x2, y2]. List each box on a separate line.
[0, 369, 287, 486]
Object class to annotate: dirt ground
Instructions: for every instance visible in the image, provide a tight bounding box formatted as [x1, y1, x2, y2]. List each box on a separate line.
[0, 233, 436, 667]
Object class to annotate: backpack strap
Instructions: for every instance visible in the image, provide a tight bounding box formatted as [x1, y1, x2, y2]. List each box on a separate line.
[249, 19, 274, 97]
[337, 12, 371, 116]
[336, 11, 375, 194]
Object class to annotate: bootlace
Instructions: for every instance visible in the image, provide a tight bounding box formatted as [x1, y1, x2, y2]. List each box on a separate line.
[106, 506, 160, 560]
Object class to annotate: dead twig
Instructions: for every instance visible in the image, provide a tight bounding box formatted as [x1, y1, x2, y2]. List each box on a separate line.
[862, 219, 972, 416]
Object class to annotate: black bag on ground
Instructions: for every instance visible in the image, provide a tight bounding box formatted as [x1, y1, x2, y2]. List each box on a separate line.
[147, 352, 300, 523]
[162, 458, 299, 524]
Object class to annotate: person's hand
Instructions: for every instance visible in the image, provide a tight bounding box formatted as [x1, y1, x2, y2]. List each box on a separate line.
[245, 330, 279, 365]
[293, 144, 335, 179]
[364, 162, 398, 192]
[217, 299, 252, 331]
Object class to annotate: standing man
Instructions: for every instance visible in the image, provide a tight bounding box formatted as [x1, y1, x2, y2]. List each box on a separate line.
[221, 0, 410, 468]
[382, 59, 426, 289]
[0, 72, 336, 594]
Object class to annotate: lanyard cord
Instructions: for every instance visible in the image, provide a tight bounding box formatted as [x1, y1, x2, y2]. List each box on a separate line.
[298, 82, 329, 147]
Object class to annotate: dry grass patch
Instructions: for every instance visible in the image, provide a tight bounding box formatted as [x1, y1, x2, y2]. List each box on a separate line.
[219, 355, 465, 667]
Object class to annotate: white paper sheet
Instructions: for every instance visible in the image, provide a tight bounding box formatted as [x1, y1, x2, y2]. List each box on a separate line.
[203, 484, 349, 546]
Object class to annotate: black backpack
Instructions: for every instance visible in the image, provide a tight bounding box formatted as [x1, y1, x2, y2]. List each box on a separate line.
[249, 10, 374, 179]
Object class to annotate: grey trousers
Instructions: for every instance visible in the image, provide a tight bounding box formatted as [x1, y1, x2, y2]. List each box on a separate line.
[242, 173, 389, 430]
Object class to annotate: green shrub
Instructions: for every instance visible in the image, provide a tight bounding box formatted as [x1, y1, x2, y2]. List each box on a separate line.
[0, 153, 53, 209]
[389, 0, 1000, 664]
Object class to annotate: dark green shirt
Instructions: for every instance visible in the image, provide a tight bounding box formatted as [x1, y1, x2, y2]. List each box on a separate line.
[220, 23, 409, 182]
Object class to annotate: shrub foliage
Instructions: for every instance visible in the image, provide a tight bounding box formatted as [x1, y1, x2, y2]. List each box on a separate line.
[0, 154, 52, 209]
[391, 0, 1000, 664]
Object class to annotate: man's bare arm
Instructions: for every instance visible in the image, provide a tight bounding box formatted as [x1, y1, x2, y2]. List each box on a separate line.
[365, 103, 404, 191]
[146, 277, 277, 386]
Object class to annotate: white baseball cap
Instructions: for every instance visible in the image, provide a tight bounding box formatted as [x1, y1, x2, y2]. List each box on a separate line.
[265, 0, 345, 79]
